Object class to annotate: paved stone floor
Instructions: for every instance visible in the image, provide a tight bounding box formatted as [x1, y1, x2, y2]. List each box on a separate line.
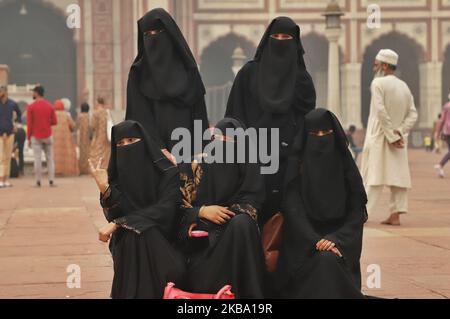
[0, 149, 449, 299]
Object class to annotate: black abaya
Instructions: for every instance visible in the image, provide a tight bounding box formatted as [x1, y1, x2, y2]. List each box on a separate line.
[125, 8, 208, 152]
[225, 17, 316, 226]
[276, 109, 367, 299]
[101, 120, 185, 299]
[177, 118, 266, 299]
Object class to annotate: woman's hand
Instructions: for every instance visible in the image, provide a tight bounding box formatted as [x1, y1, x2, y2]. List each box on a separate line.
[88, 158, 109, 194]
[316, 239, 343, 258]
[199, 206, 235, 225]
[331, 247, 343, 258]
[161, 149, 177, 166]
[316, 239, 336, 252]
[98, 222, 118, 243]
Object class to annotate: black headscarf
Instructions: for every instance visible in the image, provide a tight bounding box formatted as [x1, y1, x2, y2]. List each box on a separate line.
[132, 8, 205, 107]
[185, 118, 265, 247]
[108, 120, 179, 235]
[254, 17, 316, 114]
[277, 109, 368, 289]
[197, 118, 264, 209]
[301, 109, 349, 222]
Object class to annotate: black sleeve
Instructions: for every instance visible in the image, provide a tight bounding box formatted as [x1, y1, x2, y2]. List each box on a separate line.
[115, 167, 181, 236]
[230, 162, 265, 222]
[324, 151, 367, 258]
[100, 184, 124, 223]
[225, 65, 249, 124]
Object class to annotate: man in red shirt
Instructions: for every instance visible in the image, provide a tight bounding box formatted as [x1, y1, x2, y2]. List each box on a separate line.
[27, 86, 57, 187]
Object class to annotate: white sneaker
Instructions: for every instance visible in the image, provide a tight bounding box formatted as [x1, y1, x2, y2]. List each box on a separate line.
[0, 182, 4, 188]
[434, 165, 445, 178]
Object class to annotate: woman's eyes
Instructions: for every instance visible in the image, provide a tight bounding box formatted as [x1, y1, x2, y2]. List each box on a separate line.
[144, 29, 164, 37]
[270, 34, 293, 40]
[309, 130, 334, 137]
[117, 138, 141, 147]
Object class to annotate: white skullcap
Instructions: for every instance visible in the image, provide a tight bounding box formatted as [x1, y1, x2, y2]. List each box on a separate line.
[376, 49, 399, 66]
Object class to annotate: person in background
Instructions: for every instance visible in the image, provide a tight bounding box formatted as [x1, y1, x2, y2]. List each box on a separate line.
[27, 85, 58, 187]
[424, 136, 432, 152]
[53, 100, 79, 176]
[361, 49, 418, 226]
[89, 97, 111, 170]
[346, 125, 363, 161]
[9, 138, 20, 179]
[14, 125, 26, 176]
[77, 103, 91, 175]
[0, 85, 22, 188]
[433, 113, 442, 154]
[435, 95, 450, 178]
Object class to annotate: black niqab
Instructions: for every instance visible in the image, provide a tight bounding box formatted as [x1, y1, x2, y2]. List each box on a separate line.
[197, 118, 263, 208]
[301, 108, 348, 222]
[108, 120, 178, 235]
[254, 17, 315, 114]
[276, 109, 368, 295]
[133, 8, 205, 106]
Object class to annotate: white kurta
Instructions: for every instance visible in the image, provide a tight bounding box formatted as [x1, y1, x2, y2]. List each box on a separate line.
[361, 75, 418, 189]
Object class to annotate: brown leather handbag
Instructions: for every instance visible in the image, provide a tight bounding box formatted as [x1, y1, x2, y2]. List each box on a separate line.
[262, 212, 284, 273]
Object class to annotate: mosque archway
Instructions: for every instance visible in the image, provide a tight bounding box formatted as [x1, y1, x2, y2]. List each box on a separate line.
[0, 0, 77, 109]
[302, 32, 329, 108]
[200, 33, 256, 123]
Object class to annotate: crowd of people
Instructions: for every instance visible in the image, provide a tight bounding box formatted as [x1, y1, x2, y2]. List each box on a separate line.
[0, 7, 448, 299]
[0, 84, 111, 188]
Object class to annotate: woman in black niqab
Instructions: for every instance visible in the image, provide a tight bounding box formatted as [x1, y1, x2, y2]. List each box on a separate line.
[275, 109, 368, 299]
[177, 118, 266, 299]
[225, 16, 316, 226]
[126, 8, 208, 152]
[97, 120, 185, 299]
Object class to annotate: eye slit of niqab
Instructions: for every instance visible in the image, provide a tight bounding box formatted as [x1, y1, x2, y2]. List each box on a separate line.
[117, 137, 142, 147]
[270, 33, 294, 40]
[308, 129, 334, 137]
[144, 29, 165, 37]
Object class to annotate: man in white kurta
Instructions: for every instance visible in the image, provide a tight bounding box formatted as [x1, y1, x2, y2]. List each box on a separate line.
[361, 49, 418, 226]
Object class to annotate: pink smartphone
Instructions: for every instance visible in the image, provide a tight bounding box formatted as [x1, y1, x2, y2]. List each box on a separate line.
[191, 230, 209, 238]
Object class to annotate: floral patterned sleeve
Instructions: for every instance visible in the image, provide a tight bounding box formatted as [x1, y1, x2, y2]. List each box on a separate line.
[178, 161, 203, 242]
[230, 203, 258, 222]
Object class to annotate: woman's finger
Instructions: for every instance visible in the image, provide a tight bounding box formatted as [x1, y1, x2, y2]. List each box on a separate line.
[219, 207, 235, 217]
[88, 159, 95, 173]
[219, 212, 232, 220]
[216, 217, 226, 225]
[324, 242, 334, 251]
[316, 239, 325, 248]
[317, 240, 327, 250]
[319, 241, 331, 251]
[97, 157, 103, 170]
[332, 248, 343, 258]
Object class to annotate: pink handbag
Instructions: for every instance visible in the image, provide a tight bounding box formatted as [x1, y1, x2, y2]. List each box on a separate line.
[163, 282, 235, 300]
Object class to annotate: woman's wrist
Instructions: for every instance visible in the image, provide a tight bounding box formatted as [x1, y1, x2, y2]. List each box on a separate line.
[99, 183, 109, 195]
[198, 205, 207, 219]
